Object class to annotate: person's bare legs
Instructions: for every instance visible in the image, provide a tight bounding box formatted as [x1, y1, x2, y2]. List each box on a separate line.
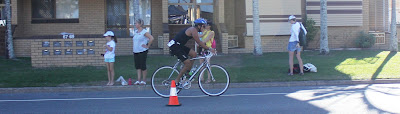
[142, 70, 147, 83]
[288, 51, 295, 75]
[175, 49, 197, 83]
[106, 62, 111, 85]
[206, 59, 211, 83]
[109, 63, 115, 85]
[199, 59, 205, 81]
[200, 59, 211, 83]
[136, 69, 142, 82]
[296, 51, 304, 74]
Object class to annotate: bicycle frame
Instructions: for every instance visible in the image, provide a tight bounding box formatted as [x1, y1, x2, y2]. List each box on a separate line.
[170, 52, 214, 82]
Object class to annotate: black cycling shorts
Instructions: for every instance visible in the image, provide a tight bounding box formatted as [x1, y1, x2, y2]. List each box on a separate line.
[169, 44, 191, 62]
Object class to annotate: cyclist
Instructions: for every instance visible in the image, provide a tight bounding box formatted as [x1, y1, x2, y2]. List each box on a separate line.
[168, 18, 216, 87]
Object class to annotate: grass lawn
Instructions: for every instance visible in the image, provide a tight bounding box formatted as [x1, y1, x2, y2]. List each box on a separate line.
[0, 50, 399, 88]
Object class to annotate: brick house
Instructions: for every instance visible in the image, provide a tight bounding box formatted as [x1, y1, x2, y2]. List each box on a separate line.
[3, 0, 399, 59]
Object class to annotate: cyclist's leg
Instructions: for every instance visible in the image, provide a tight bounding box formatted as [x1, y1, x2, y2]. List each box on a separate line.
[173, 46, 196, 83]
[175, 49, 197, 82]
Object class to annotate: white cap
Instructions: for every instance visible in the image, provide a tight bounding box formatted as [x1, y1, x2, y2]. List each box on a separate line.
[288, 15, 296, 20]
[103, 31, 114, 37]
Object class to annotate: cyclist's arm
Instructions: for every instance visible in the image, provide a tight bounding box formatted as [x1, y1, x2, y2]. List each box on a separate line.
[190, 28, 210, 50]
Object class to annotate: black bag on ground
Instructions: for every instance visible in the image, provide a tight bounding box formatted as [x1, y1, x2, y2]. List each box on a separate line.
[288, 64, 301, 74]
[298, 23, 307, 46]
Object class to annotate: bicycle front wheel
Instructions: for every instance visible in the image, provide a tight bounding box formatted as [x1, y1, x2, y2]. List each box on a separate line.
[151, 66, 181, 98]
[198, 64, 230, 96]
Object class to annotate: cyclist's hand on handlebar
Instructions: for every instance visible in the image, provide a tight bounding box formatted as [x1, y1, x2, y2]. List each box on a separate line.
[209, 48, 216, 54]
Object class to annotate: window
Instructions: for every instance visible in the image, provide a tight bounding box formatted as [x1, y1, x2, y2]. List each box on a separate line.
[0, 0, 12, 21]
[0, 0, 6, 20]
[168, 0, 213, 24]
[32, 0, 79, 23]
[106, 0, 151, 38]
[129, 0, 151, 36]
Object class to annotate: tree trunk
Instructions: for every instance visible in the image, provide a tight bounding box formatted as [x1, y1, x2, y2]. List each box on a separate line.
[5, 0, 15, 59]
[390, 0, 398, 52]
[252, 0, 263, 55]
[320, 0, 329, 55]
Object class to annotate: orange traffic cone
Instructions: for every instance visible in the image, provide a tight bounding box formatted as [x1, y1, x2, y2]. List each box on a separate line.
[167, 80, 181, 106]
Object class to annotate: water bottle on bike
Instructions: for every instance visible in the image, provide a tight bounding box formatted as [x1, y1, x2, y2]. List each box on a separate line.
[188, 65, 197, 76]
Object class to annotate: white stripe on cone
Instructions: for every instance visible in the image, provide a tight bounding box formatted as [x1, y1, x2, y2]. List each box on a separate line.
[170, 87, 177, 96]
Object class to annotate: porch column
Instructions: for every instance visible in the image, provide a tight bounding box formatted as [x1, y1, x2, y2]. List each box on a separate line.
[162, 0, 170, 55]
[11, 0, 17, 25]
[216, 0, 228, 54]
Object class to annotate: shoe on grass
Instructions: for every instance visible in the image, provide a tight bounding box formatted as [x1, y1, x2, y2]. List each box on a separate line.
[134, 81, 140, 85]
[140, 81, 146, 85]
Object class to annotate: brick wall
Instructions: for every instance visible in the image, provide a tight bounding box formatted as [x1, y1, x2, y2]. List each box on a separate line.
[115, 38, 133, 56]
[230, 35, 290, 53]
[31, 38, 105, 67]
[0, 28, 4, 56]
[151, 0, 163, 49]
[14, 0, 105, 37]
[307, 26, 366, 49]
[14, 39, 31, 57]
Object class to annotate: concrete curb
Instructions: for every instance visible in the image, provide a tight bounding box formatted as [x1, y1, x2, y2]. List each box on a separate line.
[1, 79, 400, 94]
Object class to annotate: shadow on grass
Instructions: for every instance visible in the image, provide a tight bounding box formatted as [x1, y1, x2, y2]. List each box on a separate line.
[371, 52, 397, 80]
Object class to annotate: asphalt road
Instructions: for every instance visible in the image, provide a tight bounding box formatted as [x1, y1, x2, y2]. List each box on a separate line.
[1, 83, 399, 114]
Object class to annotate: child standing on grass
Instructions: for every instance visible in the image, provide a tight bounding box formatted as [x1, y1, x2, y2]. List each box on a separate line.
[103, 31, 117, 86]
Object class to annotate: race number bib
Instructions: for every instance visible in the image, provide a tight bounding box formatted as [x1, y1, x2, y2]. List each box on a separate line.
[167, 40, 175, 47]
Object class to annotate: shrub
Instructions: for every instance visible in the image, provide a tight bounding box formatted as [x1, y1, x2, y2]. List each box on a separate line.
[303, 17, 318, 48]
[355, 31, 376, 48]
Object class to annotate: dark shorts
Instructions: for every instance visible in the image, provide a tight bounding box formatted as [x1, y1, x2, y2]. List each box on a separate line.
[169, 44, 191, 62]
[134, 50, 148, 70]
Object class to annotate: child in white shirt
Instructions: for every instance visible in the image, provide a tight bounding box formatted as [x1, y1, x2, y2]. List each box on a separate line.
[103, 31, 117, 86]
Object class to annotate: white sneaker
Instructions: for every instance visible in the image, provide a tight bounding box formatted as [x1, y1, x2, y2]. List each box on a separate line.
[134, 81, 140, 85]
[140, 81, 146, 85]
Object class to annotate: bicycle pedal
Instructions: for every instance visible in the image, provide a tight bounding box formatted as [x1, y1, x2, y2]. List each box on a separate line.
[182, 80, 191, 89]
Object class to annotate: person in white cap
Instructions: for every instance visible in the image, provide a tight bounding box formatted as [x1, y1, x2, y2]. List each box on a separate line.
[103, 31, 117, 85]
[287, 15, 306, 76]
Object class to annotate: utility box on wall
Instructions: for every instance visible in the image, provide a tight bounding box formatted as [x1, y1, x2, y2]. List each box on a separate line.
[31, 38, 106, 67]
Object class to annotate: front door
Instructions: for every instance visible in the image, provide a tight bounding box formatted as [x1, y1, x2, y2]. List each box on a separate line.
[106, 0, 128, 38]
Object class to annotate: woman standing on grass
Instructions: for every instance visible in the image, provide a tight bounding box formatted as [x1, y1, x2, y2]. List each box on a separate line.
[287, 15, 306, 76]
[103, 31, 117, 86]
[198, 21, 215, 83]
[132, 19, 154, 85]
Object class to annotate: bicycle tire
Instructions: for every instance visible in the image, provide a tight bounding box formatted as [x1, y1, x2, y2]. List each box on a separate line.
[151, 66, 181, 98]
[198, 64, 230, 96]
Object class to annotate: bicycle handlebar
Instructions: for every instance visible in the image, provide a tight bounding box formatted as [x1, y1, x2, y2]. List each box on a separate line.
[191, 50, 215, 60]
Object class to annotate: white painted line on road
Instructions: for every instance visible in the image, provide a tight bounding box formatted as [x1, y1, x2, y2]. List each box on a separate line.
[0, 93, 288, 102]
[221, 93, 288, 97]
[0, 96, 162, 102]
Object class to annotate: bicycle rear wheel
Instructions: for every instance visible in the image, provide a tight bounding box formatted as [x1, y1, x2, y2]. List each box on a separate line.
[198, 64, 230, 96]
[151, 66, 181, 98]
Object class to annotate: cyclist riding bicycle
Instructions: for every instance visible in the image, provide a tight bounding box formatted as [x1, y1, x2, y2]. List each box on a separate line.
[168, 18, 216, 88]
